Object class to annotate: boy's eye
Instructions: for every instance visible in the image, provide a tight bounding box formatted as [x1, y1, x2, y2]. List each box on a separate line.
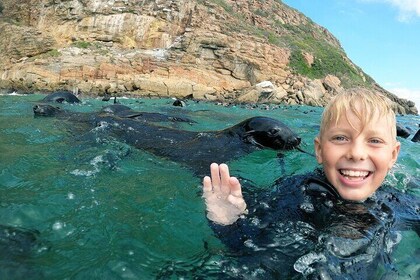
[332, 135, 347, 142]
[369, 138, 383, 144]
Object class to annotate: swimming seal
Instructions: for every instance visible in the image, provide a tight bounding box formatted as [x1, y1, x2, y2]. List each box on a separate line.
[33, 104, 97, 134]
[33, 103, 196, 125]
[40, 91, 81, 103]
[96, 115, 301, 175]
[33, 104, 302, 175]
[33, 104, 63, 117]
[396, 123, 410, 138]
[412, 128, 420, 142]
[100, 104, 196, 124]
[172, 99, 186, 107]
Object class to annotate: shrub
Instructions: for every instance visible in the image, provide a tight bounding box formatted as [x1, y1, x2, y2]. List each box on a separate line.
[46, 49, 61, 57]
[72, 41, 91, 49]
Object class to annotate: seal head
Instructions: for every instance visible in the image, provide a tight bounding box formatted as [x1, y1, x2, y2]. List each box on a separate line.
[33, 104, 62, 117]
[237, 116, 301, 150]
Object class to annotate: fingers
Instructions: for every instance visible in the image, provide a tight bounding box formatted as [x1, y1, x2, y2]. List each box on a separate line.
[203, 176, 212, 193]
[227, 176, 246, 211]
[229, 177, 243, 197]
[219, 163, 231, 194]
[210, 163, 221, 189]
[206, 163, 240, 195]
[202, 163, 247, 223]
[227, 195, 247, 212]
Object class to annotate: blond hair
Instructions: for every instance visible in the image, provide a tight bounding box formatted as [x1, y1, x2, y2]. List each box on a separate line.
[319, 89, 397, 140]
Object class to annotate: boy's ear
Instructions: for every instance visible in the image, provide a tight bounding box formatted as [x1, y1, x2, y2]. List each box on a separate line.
[388, 141, 401, 169]
[314, 136, 323, 164]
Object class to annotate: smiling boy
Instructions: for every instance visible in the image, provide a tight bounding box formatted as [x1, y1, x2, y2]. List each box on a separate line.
[314, 90, 400, 201]
[203, 90, 401, 224]
[200, 90, 413, 278]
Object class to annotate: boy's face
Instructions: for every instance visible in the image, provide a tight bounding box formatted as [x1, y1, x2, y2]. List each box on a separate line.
[314, 108, 400, 201]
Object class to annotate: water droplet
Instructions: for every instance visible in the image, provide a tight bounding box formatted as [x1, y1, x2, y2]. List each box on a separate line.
[300, 202, 314, 213]
[325, 200, 334, 208]
[52, 221, 64, 230]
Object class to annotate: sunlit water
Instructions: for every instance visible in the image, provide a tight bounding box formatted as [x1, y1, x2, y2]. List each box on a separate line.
[0, 93, 419, 279]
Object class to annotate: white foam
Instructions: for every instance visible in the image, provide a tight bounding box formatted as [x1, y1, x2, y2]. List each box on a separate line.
[52, 221, 65, 231]
[294, 252, 327, 276]
[70, 155, 104, 177]
[70, 169, 98, 177]
[0, 91, 25, 96]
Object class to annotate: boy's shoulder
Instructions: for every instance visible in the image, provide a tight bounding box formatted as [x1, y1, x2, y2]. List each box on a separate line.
[302, 169, 340, 198]
[266, 168, 339, 200]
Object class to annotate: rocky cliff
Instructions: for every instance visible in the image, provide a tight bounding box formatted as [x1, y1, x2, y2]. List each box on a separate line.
[0, 0, 417, 114]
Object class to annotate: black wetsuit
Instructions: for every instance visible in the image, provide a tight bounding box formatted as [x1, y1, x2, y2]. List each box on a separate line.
[210, 169, 420, 279]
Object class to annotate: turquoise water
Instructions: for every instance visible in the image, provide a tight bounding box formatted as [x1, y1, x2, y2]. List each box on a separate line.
[0, 93, 419, 279]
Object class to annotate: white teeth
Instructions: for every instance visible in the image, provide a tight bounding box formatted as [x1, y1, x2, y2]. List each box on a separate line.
[340, 170, 369, 177]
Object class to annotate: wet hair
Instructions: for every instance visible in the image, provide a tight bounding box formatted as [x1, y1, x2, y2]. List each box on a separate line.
[319, 89, 397, 140]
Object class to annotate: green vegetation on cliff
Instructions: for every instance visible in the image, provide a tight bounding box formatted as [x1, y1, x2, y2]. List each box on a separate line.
[283, 23, 374, 88]
[206, 0, 372, 88]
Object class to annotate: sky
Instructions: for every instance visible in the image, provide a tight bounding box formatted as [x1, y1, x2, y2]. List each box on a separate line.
[282, 0, 420, 110]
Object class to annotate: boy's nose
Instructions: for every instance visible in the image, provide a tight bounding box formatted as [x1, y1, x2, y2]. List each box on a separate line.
[346, 141, 367, 161]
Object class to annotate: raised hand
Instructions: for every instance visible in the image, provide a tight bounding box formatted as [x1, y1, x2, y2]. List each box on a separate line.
[202, 163, 247, 225]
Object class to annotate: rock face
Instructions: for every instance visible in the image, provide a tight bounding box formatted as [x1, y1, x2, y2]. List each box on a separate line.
[0, 0, 417, 114]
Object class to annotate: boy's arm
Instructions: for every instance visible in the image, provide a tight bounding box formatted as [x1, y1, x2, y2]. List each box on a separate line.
[202, 163, 247, 225]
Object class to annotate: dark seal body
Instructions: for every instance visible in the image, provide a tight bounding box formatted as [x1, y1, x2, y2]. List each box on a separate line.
[33, 103, 302, 175]
[396, 123, 411, 138]
[100, 104, 196, 124]
[40, 91, 81, 103]
[33, 104, 95, 123]
[412, 128, 420, 142]
[96, 115, 301, 175]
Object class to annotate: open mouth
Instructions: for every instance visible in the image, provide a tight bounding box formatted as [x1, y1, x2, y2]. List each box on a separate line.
[339, 169, 371, 181]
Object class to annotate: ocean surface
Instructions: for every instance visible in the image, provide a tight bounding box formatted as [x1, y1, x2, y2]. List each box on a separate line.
[0, 93, 419, 279]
